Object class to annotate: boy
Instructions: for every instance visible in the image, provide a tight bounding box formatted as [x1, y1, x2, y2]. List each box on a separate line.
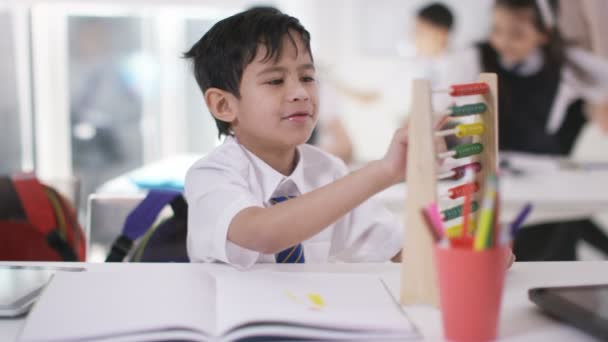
[414, 2, 454, 59]
[183, 8, 407, 268]
[411, 3, 468, 149]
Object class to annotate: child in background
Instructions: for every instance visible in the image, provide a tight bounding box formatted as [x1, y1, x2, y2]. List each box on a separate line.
[412, 2, 467, 149]
[415, 2, 454, 60]
[558, 0, 608, 132]
[183, 8, 409, 268]
[438, 0, 608, 260]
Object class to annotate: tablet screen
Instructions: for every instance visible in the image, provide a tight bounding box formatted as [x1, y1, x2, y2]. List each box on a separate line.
[530, 284, 608, 340]
[553, 286, 608, 319]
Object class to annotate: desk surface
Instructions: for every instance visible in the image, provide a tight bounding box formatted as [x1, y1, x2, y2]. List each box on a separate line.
[1, 261, 607, 341]
[375, 153, 608, 225]
[98, 152, 608, 227]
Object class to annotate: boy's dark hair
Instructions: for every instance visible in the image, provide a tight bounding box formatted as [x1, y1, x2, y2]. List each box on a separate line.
[417, 3, 454, 31]
[183, 8, 312, 137]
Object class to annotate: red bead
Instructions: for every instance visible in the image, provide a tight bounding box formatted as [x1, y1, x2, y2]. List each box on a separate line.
[448, 182, 480, 199]
[450, 83, 489, 96]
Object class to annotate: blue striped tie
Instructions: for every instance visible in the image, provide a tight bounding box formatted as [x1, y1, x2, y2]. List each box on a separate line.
[270, 196, 305, 263]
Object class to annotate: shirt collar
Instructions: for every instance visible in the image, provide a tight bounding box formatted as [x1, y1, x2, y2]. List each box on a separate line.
[232, 137, 310, 202]
[499, 48, 544, 76]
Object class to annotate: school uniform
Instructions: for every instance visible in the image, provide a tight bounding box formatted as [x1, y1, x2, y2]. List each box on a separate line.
[438, 43, 608, 260]
[185, 136, 402, 269]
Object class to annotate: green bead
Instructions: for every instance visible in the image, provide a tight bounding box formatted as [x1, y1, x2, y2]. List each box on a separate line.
[450, 103, 487, 117]
[442, 201, 479, 221]
[453, 143, 484, 158]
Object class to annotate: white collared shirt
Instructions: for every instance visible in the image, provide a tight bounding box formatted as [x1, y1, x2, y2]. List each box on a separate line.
[185, 136, 403, 269]
[499, 48, 544, 76]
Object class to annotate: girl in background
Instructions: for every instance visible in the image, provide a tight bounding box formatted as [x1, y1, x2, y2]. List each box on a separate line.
[438, 0, 608, 261]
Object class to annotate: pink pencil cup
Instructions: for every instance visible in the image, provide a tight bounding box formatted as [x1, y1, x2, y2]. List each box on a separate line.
[434, 245, 510, 342]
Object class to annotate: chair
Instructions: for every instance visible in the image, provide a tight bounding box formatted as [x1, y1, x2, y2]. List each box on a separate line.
[86, 194, 144, 261]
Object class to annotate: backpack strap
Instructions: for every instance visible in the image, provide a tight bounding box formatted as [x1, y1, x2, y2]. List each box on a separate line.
[45, 187, 86, 261]
[169, 194, 187, 219]
[131, 194, 188, 262]
[106, 190, 182, 262]
[11, 174, 78, 261]
[0, 176, 26, 220]
[53, 188, 87, 261]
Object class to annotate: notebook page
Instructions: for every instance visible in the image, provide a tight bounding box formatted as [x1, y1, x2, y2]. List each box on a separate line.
[215, 272, 417, 338]
[221, 323, 416, 341]
[19, 267, 216, 342]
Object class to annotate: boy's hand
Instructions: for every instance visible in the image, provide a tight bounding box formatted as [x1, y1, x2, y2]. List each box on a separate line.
[381, 117, 448, 186]
[507, 250, 515, 268]
[433, 115, 449, 162]
[380, 127, 409, 185]
[434, 133, 448, 166]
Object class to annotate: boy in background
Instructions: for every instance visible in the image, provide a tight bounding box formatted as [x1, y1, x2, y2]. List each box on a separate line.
[415, 2, 454, 59]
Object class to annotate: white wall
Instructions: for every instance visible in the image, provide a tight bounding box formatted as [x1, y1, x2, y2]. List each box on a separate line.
[283, 0, 607, 162]
[4, 0, 607, 164]
[280, 0, 494, 161]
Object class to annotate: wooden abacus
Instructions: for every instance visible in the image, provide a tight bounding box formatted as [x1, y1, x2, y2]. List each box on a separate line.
[400, 73, 499, 306]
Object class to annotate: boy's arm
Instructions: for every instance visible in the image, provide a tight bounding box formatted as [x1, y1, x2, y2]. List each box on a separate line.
[228, 128, 408, 254]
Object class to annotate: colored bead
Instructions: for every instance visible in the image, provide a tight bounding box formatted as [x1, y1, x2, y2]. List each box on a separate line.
[446, 221, 476, 238]
[453, 143, 483, 158]
[455, 123, 484, 138]
[442, 201, 479, 221]
[449, 162, 482, 180]
[448, 182, 480, 199]
[450, 103, 487, 116]
[450, 83, 489, 96]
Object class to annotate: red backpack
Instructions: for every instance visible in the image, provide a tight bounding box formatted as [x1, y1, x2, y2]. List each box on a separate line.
[0, 174, 86, 261]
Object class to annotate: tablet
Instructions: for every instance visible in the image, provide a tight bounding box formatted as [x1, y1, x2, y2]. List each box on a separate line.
[529, 284, 608, 340]
[0, 265, 84, 317]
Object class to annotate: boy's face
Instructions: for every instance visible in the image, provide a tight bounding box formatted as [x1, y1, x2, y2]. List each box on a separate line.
[231, 33, 318, 151]
[414, 18, 449, 58]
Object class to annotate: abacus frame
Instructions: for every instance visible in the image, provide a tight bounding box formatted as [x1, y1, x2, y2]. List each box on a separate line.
[399, 73, 499, 306]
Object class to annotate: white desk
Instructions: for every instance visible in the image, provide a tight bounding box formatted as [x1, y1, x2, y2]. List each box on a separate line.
[1, 261, 607, 341]
[375, 153, 608, 226]
[96, 153, 608, 227]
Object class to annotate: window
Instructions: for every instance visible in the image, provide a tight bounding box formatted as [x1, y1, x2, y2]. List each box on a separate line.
[184, 18, 221, 152]
[29, 3, 237, 204]
[0, 10, 21, 174]
[67, 15, 146, 197]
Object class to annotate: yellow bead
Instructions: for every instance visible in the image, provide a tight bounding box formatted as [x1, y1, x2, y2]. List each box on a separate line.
[455, 123, 484, 138]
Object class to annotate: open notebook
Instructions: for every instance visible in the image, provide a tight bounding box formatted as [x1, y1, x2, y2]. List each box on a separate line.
[19, 268, 419, 341]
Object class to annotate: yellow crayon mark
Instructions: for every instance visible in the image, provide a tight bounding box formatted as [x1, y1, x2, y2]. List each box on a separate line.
[307, 293, 325, 308]
[285, 291, 326, 311]
[285, 291, 302, 304]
